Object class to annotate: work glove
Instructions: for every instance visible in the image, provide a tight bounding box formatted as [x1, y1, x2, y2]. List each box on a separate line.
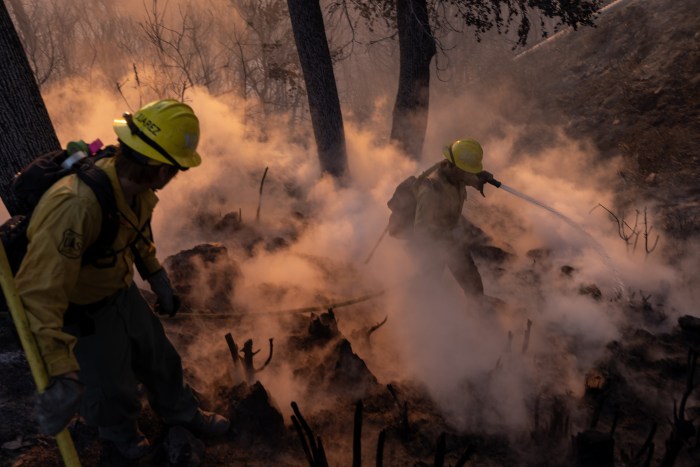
[35, 375, 84, 436]
[148, 268, 181, 316]
[467, 171, 494, 197]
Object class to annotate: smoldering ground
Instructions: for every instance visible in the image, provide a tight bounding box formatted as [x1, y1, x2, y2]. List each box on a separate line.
[3, 1, 698, 463]
[35, 72, 688, 446]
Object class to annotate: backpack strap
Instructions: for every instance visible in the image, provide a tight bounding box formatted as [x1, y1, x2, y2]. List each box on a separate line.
[73, 160, 120, 266]
[411, 162, 442, 196]
[418, 162, 442, 180]
[128, 218, 157, 279]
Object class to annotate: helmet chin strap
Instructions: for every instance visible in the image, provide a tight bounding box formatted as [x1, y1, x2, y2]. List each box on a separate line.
[123, 113, 187, 171]
[447, 145, 457, 166]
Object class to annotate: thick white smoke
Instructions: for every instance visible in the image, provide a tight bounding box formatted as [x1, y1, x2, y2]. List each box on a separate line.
[3, 0, 692, 441]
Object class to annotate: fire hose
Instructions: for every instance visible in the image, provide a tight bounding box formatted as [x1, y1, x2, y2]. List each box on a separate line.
[165, 256, 471, 320]
[0, 243, 81, 466]
[169, 289, 386, 319]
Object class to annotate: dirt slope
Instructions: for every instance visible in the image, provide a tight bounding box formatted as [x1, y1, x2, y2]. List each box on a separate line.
[510, 0, 700, 237]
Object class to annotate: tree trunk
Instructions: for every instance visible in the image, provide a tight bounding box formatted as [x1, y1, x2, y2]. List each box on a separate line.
[390, 0, 436, 160]
[287, 0, 347, 179]
[0, 2, 59, 216]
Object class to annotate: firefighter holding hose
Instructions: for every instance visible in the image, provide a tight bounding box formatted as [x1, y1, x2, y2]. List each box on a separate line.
[13, 99, 229, 460]
[388, 138, 497, 298]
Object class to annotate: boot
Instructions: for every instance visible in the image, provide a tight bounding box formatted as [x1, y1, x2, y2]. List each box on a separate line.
[99, 423, 152, 460]
[110, 431, 151, 460]
[184, 409, 230, 437]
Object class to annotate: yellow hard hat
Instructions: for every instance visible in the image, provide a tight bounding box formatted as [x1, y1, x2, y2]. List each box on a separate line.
[113, 99, 201, 169]
[442, 138, 483, 174]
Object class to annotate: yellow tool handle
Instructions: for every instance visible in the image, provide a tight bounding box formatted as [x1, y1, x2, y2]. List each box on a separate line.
[0, 243, 81, 466]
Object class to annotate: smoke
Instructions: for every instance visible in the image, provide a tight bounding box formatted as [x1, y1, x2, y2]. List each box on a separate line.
[35, 71, 681, 433]
[6, 1, 692, 447]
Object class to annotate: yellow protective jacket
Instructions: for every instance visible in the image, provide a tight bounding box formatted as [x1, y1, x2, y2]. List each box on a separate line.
[15, 157, 162, 376]
[413, 161, 467, 240]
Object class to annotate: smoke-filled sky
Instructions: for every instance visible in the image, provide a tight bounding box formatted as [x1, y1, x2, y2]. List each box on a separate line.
[4, 0, 698, 436]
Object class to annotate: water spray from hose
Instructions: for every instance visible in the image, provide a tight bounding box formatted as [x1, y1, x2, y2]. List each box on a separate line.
[487, 178, 627, 299]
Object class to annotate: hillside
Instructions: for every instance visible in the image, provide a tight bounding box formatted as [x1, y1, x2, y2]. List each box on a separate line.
[510, 0, 700, 237]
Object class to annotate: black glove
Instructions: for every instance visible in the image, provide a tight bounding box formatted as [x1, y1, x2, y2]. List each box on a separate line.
[476, 171, 494, 197]
[35, 376, 84, 436]
[148, 269, 177, 316]
[467, 170, 493, 198]
[148, 269, 181, 316]
[154, 294, 182, 317]
[478, 171, 494, 182]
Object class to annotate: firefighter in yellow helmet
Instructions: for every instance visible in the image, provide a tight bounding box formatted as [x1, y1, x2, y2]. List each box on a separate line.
[407, 138, 493, 297]
[15, 99, 229, 460]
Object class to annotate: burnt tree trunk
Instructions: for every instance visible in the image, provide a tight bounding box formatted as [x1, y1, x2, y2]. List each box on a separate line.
[287, 0, 348, 179]
[390, 0, 436, 160]
[0, 2, 59, 215]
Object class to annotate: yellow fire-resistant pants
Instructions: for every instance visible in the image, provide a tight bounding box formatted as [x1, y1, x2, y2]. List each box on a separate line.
[65, 283, 198, 442]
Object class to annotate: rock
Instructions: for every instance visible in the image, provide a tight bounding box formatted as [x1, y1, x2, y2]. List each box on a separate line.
[570, 430, 615, 467]
[560, 265, 576, 277]
[163, 426, 205, 467]
[579, 284, 602, 301]
[1, 436, 32, 451]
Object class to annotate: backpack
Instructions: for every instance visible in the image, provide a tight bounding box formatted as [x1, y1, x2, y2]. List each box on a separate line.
[386, 163, 440, 238]
[0, 143, 120, 276]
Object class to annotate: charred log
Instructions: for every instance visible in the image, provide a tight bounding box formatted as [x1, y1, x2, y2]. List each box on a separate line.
[625, 421, 656, 467]
[660, 349, 698, 467]
[224, 333, 239, 370]
[308, 309, 339, 341]
[291, 401, 329, 467]
[353, 400, 362, 467]
[240, 338, 274, 384]
[376, 429, 386, 467]
[434, 431, 446, 467]
[291, 415, 314, 467]
[255, 166, 269, 223]
[366, 315, 388, 344]
[454, 444, 475, 467]
[350, 315, 388, 348]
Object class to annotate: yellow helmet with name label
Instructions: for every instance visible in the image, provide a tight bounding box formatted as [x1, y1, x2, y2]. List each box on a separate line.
[442, 138, 483, 174]
[113, 99, 201, 169]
